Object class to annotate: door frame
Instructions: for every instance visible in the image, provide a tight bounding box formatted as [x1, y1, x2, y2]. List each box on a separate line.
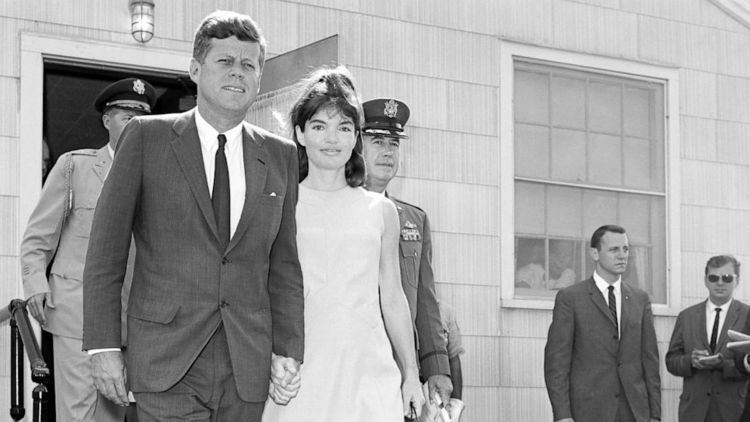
[18, 31, 191, 412]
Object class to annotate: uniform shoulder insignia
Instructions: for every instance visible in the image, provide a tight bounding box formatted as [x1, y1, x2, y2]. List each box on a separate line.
[391, 196, 425, 214]
[69, 148, 98, 156]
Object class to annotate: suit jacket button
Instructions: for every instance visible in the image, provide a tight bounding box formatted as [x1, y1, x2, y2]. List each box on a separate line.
[220, 300, 229, 308]
[222, 258, 230, 264]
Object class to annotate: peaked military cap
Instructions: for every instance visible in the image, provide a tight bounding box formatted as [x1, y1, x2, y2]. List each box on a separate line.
[362, 98, 410, 139]
[94, 78, 157, 113]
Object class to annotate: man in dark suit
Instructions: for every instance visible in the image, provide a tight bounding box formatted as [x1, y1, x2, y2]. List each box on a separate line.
[82, 11, 304, 421]
[666, 254, 749, 422]
[544, 224, 661, 422]
[361, 99, 454, 413]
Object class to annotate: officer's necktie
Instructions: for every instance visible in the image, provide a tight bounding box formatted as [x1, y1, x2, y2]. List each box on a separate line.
[212, 134, 230, 246]
[608, 285, 618, 338]
[710, 307, 722, 353]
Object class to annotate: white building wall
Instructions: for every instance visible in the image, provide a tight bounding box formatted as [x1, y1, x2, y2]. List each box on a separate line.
[1, 0, 750, 420]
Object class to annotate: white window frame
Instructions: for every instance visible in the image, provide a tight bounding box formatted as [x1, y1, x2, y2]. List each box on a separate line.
[498, 40, 681, 316]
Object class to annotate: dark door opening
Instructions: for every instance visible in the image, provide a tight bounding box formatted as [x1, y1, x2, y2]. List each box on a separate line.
[40, 61, 194, 421]
[43, 61, 195, 172]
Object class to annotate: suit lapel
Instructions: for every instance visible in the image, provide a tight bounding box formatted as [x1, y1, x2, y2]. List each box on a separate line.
[587, 278, 617, 329]
[718, 300, 741, 351]
[693, 300, 711, 350]
[225, 124, 268, 255]
[170, 110, 222, 245]
[620, 282, 636, 337]
[92, 146, 112, 183]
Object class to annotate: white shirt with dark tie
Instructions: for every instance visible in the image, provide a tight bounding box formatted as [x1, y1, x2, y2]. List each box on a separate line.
[594, 272, 622, 337]
[194, 110, 246, 238]
[706, 299, 731, 347]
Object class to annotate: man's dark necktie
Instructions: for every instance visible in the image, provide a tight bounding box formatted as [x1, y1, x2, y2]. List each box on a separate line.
[608, 285, 618, 338]
[213, 134, 230, 246]
[710, 307, 722, 353]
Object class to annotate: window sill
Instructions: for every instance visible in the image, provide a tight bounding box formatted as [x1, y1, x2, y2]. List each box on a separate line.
[501, 297, 680, 316]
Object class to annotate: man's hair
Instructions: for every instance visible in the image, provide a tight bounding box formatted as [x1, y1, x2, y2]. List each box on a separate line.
[289, 66, 366, 187]
[705, 254, 741, 277]
[192, 10, 267, 70]
[590, 224, 627, 250]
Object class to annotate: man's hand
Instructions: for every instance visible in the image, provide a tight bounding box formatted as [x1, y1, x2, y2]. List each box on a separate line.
[691, 349, 711, 369]
[90, 351, 129, 406]
[26, 292, 54, 325]
[427, 374, 453, 407]
[268, 377, 301, 405]
[447, 398, 465, 421]
[269, 354, 301, 405]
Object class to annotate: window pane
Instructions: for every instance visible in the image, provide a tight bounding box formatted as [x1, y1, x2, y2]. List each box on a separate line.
[589, 81, 621, 134]
[582, 189, 618, 235]
[515, 237, 583, 298]
[551, 76, 586, 129]
[550, 128, 586, 182]
[547, 185, 581, 237]
[515, 237, 546, 291]
[515, 123, 549, 179]
[623, 137, 652, 190]
[549, 238, 582, 290]
[515, 70, 549, 124]
[515, 181, 546, 235]
[588, 133, 622, 186]
[619, 194, 651, 244]
[624, 86, 650, 138]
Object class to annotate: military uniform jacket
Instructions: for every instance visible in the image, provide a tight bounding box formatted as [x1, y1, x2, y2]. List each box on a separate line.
[21, 146, 118, 339]
[390, 196, 450, 379]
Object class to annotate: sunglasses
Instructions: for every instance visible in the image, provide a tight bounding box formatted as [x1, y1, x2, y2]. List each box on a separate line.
[707, 274, 737, 283]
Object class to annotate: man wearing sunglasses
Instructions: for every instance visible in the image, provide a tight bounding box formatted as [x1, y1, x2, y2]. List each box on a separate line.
[666, 255, 749, 422]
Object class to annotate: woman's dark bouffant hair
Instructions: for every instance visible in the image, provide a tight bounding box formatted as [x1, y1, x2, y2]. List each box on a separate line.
[289, 66, 366, 187]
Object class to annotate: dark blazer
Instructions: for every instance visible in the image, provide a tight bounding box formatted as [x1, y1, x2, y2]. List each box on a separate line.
[666, 299, 749, 422]
[391, 197, 450, 379]
[544, 277, 661, 422]
[82, 109, 304, 402]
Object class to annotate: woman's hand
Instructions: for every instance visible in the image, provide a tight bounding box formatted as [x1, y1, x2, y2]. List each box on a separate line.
[401, 374, 425, 419]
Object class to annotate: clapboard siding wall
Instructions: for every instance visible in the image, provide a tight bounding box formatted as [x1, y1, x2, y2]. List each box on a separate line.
[2, 1, 750, 420]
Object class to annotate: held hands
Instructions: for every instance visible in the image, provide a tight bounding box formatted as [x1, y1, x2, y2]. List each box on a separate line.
[26, 292, 54, 325]
[427, 374, 453, 409]
[447, 398, 465, 422]
[90, 351, 129, 406]
[402, 374, 426, 419]
[268, 353, 301, 405]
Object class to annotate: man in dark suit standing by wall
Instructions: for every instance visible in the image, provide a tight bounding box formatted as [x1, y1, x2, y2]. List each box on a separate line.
[666, 254, 749, 422]
[544, 224, 661, 422]
[82, 10, 304, 421]
[360, 99, 454, 413]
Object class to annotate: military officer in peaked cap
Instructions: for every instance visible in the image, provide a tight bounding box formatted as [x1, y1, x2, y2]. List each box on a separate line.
[20, 77, 157, 421]
[361, 99, 460, 420]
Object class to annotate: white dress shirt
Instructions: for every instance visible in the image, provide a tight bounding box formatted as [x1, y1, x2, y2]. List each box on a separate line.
[195, 110, 246, 238]
[706, 299, 731, 346]
[594, 271, 622, 337]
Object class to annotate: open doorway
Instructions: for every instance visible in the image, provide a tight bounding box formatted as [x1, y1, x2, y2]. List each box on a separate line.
[42, 61, 195, 176]
[40, 61, 194, 420]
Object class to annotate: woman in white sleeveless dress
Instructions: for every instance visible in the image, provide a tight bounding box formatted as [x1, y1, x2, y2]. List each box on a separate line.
[262, 66, 424, 422]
